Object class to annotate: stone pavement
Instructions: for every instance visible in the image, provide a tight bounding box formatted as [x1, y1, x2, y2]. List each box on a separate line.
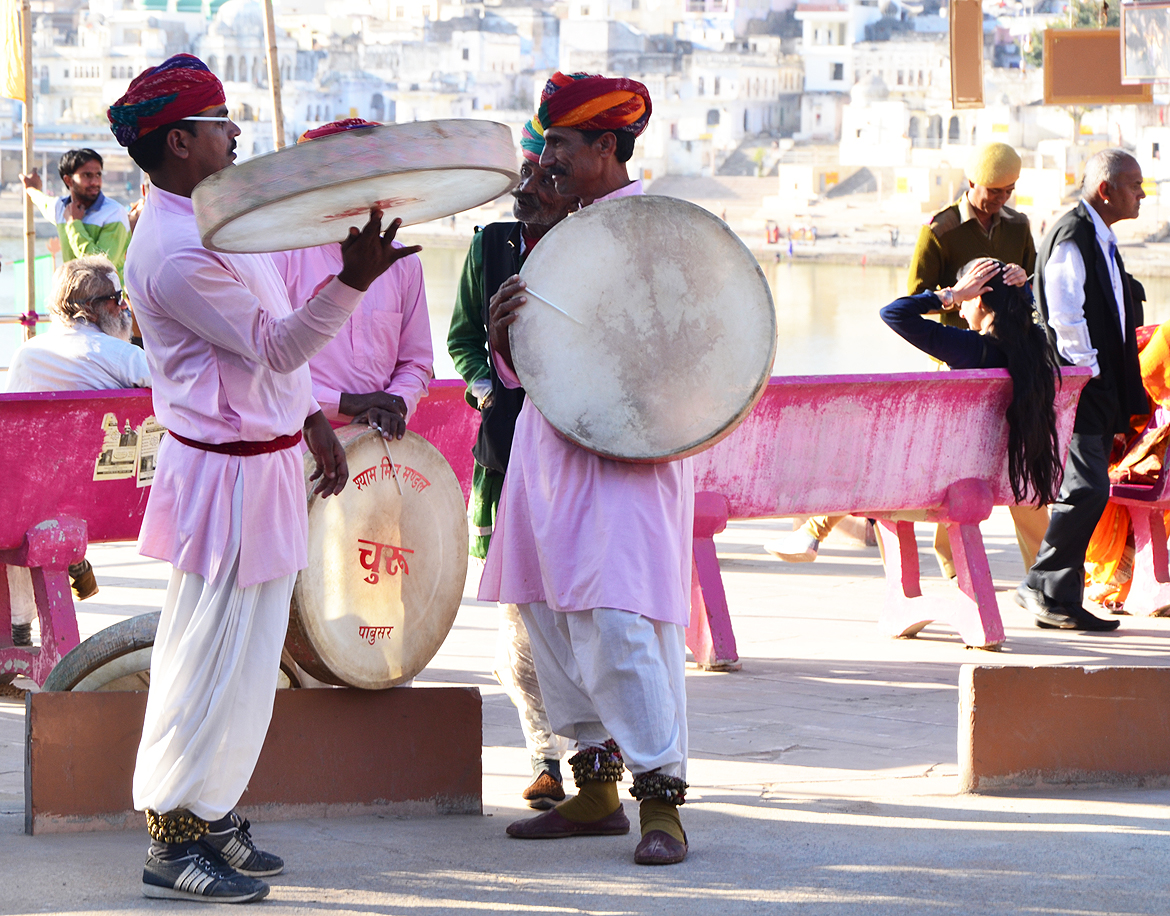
[4, 508, 1170, 915]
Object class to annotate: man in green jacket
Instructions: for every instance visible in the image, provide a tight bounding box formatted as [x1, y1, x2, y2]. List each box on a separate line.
[447, 115, 577, 810]
[909, 141, 1035, 325]
[22, 149, 132, 281]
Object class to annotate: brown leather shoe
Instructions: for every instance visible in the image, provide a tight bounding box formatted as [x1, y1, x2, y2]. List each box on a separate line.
[634, 829, 688, 865]
[69, 560, 98, 601]
[506, 805, 629, 839]
[521, 771, 566, 810]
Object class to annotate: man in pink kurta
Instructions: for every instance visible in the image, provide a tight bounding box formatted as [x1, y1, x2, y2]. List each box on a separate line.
[482, 73, 694, 867]
[110, 55, 419, 904]
[270, 119, 433, 439]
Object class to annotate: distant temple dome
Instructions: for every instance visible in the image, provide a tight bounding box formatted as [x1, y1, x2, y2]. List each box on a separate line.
[851, 73, 889, 103]
[212, 0, 265, 35]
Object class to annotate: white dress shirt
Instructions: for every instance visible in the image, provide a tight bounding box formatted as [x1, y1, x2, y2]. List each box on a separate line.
[1043, 201, 1126, 378]
[5, 320, 151, 392]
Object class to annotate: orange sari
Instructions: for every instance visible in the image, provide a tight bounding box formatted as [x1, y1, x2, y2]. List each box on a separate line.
[1084, 324, 1170, 606]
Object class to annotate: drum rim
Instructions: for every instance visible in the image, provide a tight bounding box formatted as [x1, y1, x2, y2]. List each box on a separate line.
[193, 118, 521, 253]
[512, 195, 777, 463]
[198, 165, 519, 253]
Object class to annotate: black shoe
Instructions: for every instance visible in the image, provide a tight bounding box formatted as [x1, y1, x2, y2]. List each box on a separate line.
[10, 622, 31, 647]
[1017, 583, 1120, 631]
[1034, 604, 1121, 631]
[200, 812, 284, 877]
[142, 843, 269, 903]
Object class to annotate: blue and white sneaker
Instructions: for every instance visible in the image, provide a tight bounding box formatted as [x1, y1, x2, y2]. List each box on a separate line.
[200, 812, 285, 877]
[142, 844, 269, 903]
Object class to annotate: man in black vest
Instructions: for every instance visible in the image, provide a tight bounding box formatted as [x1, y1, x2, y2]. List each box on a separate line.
[1016, 149, 1148, 630]
[447, 117, 577, 807]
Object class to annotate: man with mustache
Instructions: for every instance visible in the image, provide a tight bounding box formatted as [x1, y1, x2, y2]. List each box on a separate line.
[109, 54, 415, 902]
[271, 119, 432, 443]
[447, 114, 578, 810]
[4, 254, 150, 640]
[21, 149, 132, 281]
[485, 73, 693, 867]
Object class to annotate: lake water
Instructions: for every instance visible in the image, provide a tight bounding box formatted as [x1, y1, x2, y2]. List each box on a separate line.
[7, 234, 1170, 380]
[411, 240, 1170, 382]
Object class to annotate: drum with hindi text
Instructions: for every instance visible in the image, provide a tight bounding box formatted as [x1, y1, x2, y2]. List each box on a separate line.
[511, 195, 776, 463]
[192, 119, 519, 253]
[287, 427, 468, 689]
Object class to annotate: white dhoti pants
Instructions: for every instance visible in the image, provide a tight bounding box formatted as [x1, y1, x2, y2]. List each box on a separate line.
[133, 476, 293, 821]
[494, 602, 571, 762]
[518, 602, 688, 778]
[7, 566, 36, 626]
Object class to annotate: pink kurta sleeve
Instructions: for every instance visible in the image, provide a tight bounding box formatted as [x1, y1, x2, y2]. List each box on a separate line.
[155, 249, 363, 374]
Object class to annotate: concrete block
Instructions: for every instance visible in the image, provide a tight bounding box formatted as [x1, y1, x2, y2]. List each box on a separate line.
[959, 665, 1170, 792]
[26, 686, 482, 834]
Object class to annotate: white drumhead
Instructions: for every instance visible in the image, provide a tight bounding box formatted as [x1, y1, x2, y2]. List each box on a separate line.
[193, 120, 519, 253]
[512, 195, 776, 462]
[288, 428, 468, 689]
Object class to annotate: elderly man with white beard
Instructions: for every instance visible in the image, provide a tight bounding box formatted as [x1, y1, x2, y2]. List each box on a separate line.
[5, 254, 151, 646]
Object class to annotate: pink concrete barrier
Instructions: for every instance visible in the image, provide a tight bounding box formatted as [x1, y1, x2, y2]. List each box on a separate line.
[689, 368, 1091, 661]
[0, 390, 156, 685]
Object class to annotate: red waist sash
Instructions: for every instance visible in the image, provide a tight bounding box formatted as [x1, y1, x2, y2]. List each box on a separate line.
[169, 430, 303, 456]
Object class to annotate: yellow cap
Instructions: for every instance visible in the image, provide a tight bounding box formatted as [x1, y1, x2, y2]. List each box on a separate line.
[966, 142, 1022, 188]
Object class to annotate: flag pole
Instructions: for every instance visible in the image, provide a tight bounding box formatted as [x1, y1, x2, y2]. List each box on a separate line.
[20, 0, 34, 339]
[261, 0, 285, 150]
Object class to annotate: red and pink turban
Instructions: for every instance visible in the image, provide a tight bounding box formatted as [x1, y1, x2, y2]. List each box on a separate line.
[537, 72, 651, 137]
[107, 54, 226, 148]
[298, 117, 380, 143]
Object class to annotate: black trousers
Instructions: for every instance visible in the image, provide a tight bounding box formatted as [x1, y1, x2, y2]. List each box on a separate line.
[1024, 432, 1113, 608]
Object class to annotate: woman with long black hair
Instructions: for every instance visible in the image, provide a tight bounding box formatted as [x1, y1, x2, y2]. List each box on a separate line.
[880, 257, 1064, 508]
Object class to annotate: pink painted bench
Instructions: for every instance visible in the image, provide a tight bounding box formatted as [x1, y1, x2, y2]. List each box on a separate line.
[1108, 473, 1170, 617]
[687, 368, 1091, 664]
[0, 390, 156, 685]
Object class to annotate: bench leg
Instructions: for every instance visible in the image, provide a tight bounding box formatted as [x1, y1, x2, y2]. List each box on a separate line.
[945, 521, 1005, 648]
[876, 520, 933, 638]
[687, 539, 741, 672]
[876, 519, 1004, 649]
[1123, 507, 1170, 617]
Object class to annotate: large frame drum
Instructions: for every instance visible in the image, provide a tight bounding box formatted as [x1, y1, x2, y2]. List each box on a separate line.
[287, 428, 468, 689]
[192, 119, 519, 253]
[511, 195, 777, 463]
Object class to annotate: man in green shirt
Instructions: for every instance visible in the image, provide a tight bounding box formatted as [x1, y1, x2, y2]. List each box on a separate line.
[447, 115, 577, 810]
[22, 149, 132, 282]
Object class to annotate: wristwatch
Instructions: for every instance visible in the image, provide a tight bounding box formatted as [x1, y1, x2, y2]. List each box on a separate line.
[938, 288, 954, 309]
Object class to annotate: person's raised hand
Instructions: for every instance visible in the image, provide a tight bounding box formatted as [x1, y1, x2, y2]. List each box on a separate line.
[951, 259, 1000, 304]
[19, 169, 41, 192]
[337, 209, 423, 292]
[1001, 263, 1028, 287]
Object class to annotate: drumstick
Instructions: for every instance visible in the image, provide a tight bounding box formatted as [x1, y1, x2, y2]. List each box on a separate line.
[523, 287, 583, 325]
[380, 436, 404, 496]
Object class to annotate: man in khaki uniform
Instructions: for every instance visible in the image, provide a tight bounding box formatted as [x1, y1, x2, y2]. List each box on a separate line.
[914, 142, 1046, 576]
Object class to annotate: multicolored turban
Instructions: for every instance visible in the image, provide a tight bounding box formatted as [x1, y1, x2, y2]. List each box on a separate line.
[107, 54, 226, 148]
[298, 117, 380, 143]
[519, 115, 544, 162]
[537, 72, 651, 137]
